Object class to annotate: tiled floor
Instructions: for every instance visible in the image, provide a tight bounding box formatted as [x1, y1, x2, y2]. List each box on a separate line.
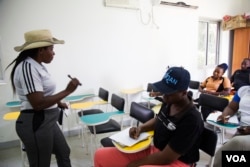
[0, 128, 127, 167]
[0, 125, 237, 167]
[0, 133, 93, 167]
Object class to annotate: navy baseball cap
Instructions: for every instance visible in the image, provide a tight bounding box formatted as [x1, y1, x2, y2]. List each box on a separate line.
[152, 67, 190, 95]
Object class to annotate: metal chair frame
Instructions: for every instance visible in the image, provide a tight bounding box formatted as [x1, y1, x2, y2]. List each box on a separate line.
[198, 93, 229, 143]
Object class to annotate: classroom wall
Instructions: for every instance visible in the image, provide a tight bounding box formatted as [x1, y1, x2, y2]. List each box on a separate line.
[0, 0, 249, 143]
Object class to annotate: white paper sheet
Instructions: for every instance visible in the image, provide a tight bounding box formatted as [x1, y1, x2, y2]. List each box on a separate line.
[109, 127, 150, 147]
[206, 111, 239, 125]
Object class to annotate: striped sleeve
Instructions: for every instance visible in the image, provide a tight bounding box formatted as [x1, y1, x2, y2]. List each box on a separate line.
[20, 61, 43, 94]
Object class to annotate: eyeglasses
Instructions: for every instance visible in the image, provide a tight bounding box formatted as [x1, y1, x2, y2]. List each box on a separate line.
[156, 112, 176, 131]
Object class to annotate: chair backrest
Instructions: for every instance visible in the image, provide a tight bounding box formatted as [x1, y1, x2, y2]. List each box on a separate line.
[189, 80, 200, 89]
[146, 83, 154, 92]
[130, 102, 155, 123]
[199, 127, 218, 167]
[111, 94, 125, 111]
[198, 93, 229, 111]
[98, 87, 109, 101]
[188, 80, 200, 100]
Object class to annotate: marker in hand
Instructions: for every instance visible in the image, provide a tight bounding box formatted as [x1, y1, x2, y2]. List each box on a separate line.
[68, 74, 82, 86]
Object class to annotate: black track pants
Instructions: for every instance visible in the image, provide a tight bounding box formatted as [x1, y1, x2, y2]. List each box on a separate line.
[16, 108, 71, 167]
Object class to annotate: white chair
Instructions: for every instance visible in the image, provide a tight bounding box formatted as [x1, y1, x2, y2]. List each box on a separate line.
[139, 83, 159, 109]
[188, 80, 200, 103]
[80, 94, 125, 163]
[99, 101, 155, 148]
[120, 86, 144, 113]
[68, 88, 109, 146]
[3, 111, 28, 167]
[77, 87, 109, 116]
[198, 93, 232, 143]
[64, 93, 95, 133]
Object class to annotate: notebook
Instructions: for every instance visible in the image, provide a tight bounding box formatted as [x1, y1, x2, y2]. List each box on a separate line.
[109, 127, 150, 147]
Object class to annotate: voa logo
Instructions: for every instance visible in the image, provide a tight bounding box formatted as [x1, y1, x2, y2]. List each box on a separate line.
[226, 155, 247, 163]
[222, 151, 250, 167]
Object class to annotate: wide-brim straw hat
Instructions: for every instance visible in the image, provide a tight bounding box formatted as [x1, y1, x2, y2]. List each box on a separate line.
[14, 29, 64, 52]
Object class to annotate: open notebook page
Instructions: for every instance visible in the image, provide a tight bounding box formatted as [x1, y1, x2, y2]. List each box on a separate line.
[109, 127, 150, 147]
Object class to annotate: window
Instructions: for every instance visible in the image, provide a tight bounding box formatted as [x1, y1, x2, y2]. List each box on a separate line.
[198, 20, 221, 68]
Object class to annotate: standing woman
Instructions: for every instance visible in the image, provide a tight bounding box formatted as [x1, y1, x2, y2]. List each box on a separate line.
[6, 29, 81, 167]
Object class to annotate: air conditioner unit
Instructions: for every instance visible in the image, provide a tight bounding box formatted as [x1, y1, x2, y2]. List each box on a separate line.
[155, 0, 199, 9]
[104, 0, 140, 10]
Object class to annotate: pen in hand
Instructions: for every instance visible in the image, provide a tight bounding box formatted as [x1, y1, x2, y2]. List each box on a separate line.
[68, 74, 82, 86]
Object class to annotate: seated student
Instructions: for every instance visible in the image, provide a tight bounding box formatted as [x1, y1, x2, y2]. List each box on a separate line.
[198, 63, 231, 120]
[199, 63, 231, 96]
[217, 85, 250, 135]
[213, 85, 250, 167]
[230, 58, 250, 92]
[94, 66, 204, 167]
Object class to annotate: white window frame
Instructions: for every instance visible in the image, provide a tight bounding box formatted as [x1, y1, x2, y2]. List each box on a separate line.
[198, 19, 221, 68]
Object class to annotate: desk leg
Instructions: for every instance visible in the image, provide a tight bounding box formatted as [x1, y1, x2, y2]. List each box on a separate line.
[89, 126, 96, 166]
[147, 100, 150, 108]
[82, 124, 88, 149]
[125, 94, 129, 113]
[20, 140, 28, 167]
[221, 129, 225, 144]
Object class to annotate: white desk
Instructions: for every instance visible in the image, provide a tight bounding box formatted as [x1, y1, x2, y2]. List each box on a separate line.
[120, 87, 144, 112]
[3, 111, 20, 120]
[141, 94, 157, 108]
[3, 111, 28, 167]
[206, 120, 239, 143]
[5, 101, 21, 108]
[65, 93, 96, 119]
[64, 94, 95, 103]
[80, 110, 125, 163]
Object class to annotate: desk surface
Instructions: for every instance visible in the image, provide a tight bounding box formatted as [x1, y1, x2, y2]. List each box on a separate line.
[3, 111, 20, 120]
[141, 95, 156, 101]
[120, 88, 144, 95]
[70, 100, 107, 109]
[71, 101, 95, 109]
[207, 120, 239, 129]
[64, 94, 95, 102]
[80, 111, 124, 126]
[5, 101, 21, 108]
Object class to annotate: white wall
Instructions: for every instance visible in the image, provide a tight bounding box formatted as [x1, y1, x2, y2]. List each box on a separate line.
[0, 0, 249, 143]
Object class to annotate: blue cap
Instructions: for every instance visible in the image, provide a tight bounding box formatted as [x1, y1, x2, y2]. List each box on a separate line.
[152, 67, 190, 95]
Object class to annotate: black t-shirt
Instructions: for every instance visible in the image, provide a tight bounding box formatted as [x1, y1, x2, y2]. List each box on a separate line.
[230, 69, 250, 91]
[153, 102, 204, 164]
